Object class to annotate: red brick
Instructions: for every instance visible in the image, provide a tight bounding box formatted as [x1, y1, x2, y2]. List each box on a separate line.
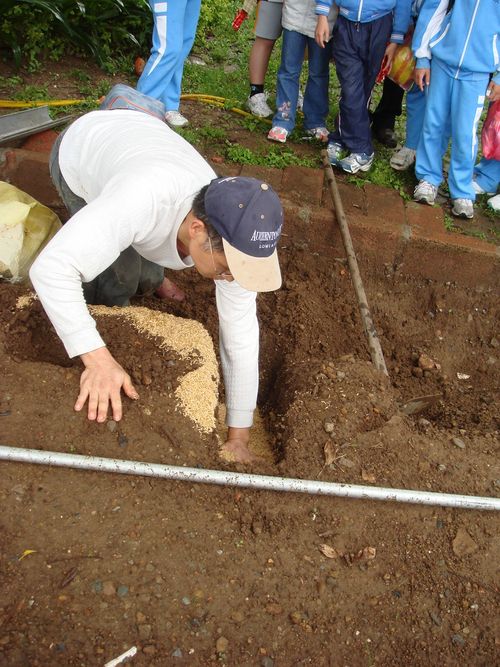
[364, 182, 406, 234]
[0, 148, 61, 209]
[282, 165, 324, 205]
[402, 240, 500, 288]
[321, 176, 366, 218]
[208, 160, 241, 177]
[240, 164, 283, 191]
[405, 200, 447, 242]
[21, 129, 59, 153]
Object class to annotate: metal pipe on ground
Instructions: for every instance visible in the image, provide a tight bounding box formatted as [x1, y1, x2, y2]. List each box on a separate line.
[321, 151, 389, 377]
[0, 446, 498, 511]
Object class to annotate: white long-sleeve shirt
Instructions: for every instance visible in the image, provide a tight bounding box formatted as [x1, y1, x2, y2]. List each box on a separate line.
[29, 110, 259, 428]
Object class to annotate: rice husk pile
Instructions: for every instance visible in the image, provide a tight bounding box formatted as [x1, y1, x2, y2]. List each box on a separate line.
[16, 293, 37, 309]
[90, 306, 219, 433]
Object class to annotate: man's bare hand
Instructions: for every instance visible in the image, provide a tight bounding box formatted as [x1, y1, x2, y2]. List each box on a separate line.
[315, 15, 330, 48]
[487, 81, 500, 102]
[415, 67, 431, 92]
[220, 426, 256, 463]
[77, 347, 139, 423]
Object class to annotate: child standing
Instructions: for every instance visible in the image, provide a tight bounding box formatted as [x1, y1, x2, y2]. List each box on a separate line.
[267, 0, 337, 143]
[137, 0, 201, 128]
[247, 0, 284, 118]
[412, 0, 500, 219]
[315, 0, 412, 173]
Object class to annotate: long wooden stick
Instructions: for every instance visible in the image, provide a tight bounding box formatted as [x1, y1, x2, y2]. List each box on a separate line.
[321, 151, 389, 377]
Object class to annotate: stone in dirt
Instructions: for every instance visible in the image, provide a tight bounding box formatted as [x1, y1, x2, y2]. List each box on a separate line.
[452, 528, 478, 557]
[451, 437, 466, 449]
[102, 581, 115, 596]
[216, 636, 229, 653]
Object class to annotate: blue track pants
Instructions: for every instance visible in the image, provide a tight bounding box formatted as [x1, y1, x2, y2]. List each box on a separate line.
[415, 60, 489, 201]
[474, 157, 500, 194]
[405, 85, 426, 150]
[137, 0, 202, 111]
[330, 13, 393, 154]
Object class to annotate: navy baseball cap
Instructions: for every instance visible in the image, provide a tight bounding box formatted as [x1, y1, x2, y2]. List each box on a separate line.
[204, 176, 283, 292]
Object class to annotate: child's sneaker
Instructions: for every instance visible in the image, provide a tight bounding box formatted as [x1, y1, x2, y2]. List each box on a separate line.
[472, 179, 495, 196]
[327, 141, 344, 166]
[267, 126, 288, 143]
[165, 110, 189, 127]
[488, 193, 500, 212]
[247, 92, 272, 118]
[306, 127, 329, 142]
[451, 198, 474, 219]
[390, 146, 416, 171]
[339, 152, 374, 174]
[413, 180, 438, 205]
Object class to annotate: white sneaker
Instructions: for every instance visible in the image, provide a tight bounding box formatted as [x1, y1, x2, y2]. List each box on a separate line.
[267, 126, 288, 143]
[247, 92, 272, 118]
[327, 141, 344, 166]
[306, 126, 329, 142]
[472, 179, 495, 196]
[451, 198, 474, 219]
[339, 152, 374, 174]
[488, 193, 500, 212]
[414, 180, 438, 205]
[390, 146, 416, 171]
[165, 110, 189, 127]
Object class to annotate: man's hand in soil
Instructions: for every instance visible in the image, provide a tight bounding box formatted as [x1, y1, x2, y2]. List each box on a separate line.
[77, 347, 139, 422]
[220, 426, 256, 463]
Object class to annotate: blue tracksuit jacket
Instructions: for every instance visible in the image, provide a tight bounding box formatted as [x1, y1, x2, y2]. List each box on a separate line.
[316, 0, 412, 43]
[413, 0, 500, 82]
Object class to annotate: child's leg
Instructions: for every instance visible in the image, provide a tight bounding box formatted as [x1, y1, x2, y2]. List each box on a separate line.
[405, 86, 426, 150]
[331, 14, 391, 154]
[271, 29, 306, 133]
[371, 76, 405, 146]
[474, 157, 500, 194]
[415, 63, 453, 188]
[302, 37, 331, 130]
[448, 77, 489, 201]
[164, 0, 202, 111]
[250, 0, 282, 90]
[249, 37, 276, 87]
[360, 14, 393, 149]
[137, 1, 186, 105]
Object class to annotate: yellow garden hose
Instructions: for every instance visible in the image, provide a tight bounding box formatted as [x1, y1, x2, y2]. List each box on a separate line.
[0, 93, 273, 124]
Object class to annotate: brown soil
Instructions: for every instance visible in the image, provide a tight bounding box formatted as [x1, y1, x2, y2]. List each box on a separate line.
[1, 54, 499, 667]
[1, 207, 499, 665]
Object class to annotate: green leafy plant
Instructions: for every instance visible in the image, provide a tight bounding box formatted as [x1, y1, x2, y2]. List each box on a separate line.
[0, 0, 152, 70]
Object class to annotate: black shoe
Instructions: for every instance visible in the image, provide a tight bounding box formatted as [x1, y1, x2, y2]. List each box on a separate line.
[373, 127, 397, 148]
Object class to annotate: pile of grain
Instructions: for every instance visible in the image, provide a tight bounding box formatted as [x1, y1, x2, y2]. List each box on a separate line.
[16, 293, 219, 433]
[91, 306, 219, 433]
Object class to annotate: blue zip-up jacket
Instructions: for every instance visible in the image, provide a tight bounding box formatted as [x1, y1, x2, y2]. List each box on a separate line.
[315, 0, 412, 43]
[413, 0, 500, 83]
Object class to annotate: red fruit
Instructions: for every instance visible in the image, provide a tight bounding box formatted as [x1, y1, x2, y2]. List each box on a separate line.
[134, 57, 146, 76]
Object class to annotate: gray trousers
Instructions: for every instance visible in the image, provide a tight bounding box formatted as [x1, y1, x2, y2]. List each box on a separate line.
[49, 130, 164, 306]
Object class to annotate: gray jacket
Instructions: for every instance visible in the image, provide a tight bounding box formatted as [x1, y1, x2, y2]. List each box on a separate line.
[282, 0, 337, 39]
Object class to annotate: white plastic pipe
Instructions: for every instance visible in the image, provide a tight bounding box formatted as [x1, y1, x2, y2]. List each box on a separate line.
[0, 446, 498, 511]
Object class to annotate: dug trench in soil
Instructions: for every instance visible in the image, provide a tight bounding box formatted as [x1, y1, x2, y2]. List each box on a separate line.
[1, 195, 499, 663]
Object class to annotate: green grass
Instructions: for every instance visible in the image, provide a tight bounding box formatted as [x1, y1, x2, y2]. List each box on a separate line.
[225, 142, 315, 168]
